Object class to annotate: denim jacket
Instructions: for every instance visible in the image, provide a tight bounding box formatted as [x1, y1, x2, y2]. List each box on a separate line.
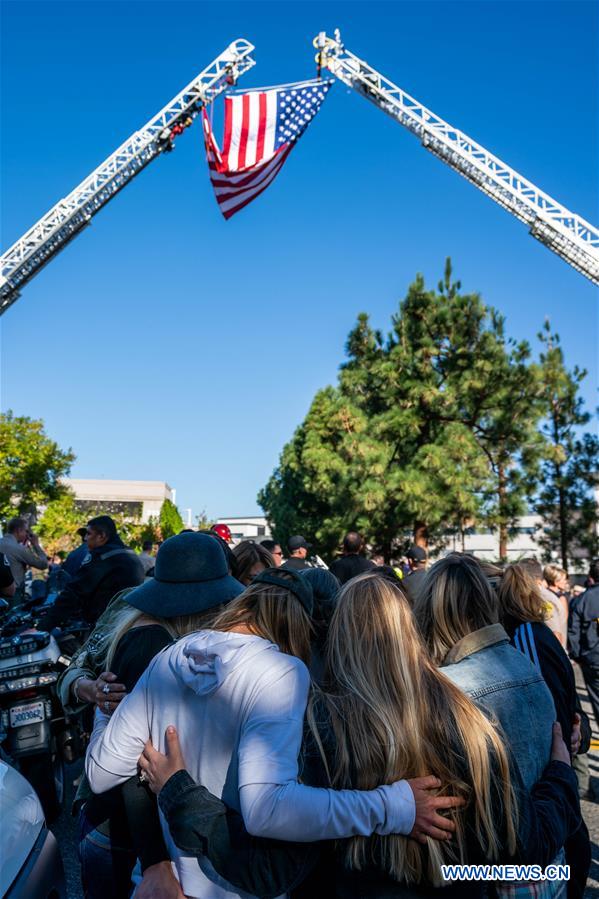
[441, 624, 556, 791]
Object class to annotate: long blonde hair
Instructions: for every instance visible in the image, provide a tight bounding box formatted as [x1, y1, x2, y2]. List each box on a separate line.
[313, 572, 517, 886]
[212, 569, 313, 664]
[497, 564, 547, 624]
[414, 553, 500, 666]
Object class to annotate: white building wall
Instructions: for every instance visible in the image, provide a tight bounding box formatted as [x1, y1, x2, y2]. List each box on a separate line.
[64, 479, 174, 523]
[216, 516, 271, 545]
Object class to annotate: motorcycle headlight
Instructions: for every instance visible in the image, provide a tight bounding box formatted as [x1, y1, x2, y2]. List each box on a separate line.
[0, 676, 38, 693]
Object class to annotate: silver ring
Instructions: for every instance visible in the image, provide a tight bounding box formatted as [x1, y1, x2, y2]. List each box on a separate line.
[139, 771, 148, 783]
[104, 700, 110, 711]
[102, 684, 111, 695]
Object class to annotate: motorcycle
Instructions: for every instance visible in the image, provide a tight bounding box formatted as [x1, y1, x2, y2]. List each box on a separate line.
[0, 597, 87, 821]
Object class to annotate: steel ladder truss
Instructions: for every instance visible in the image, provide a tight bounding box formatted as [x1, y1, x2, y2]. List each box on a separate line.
[315, 32, 599, 286]
[0, 39, 256, 315]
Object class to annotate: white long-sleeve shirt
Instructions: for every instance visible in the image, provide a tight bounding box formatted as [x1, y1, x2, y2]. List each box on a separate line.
[86, 630, 415, 898]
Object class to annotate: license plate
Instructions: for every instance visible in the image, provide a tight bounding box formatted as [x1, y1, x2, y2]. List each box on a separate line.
[9, 701, 45, 728]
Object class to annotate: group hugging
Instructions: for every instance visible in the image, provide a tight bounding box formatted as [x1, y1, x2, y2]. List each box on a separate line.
[64, 530, 587, 899]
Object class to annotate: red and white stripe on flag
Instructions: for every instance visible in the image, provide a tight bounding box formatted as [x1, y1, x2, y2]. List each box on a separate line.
[201, 79, 332, 219]
[203, 109, 291, 220]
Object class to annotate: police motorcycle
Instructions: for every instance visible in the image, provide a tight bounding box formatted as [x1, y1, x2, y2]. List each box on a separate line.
[0, 591, 87, 821]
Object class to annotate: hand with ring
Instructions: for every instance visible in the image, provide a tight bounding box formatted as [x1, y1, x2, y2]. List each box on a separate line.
[92, 671, 127, 715]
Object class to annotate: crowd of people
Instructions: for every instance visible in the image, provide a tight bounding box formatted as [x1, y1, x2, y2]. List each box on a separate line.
[1, 512, 599, 899]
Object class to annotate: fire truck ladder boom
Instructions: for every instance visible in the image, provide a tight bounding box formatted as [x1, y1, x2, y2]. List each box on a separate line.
[0, 39, 256, 315]
[315, 32, 599, 286]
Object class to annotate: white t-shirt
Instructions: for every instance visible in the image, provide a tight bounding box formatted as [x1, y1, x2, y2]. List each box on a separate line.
[86, 630, 415, 898]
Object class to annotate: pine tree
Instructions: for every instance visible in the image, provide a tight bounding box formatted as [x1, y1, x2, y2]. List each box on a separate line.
[535, 322, 599, 569]
[260, 262, 558, 561]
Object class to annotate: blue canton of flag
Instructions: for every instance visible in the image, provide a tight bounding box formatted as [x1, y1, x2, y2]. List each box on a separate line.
[275, 82, 333, 147]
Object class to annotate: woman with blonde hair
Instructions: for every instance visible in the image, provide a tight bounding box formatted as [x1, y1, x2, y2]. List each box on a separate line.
[87, 566, 459, 899]
[136, 571, 579, 899]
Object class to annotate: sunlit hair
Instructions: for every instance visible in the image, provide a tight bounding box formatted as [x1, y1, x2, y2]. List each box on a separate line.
[212, 568, 313, 664]
[232, 540, 274, 586]
[311, 572, 516, 885]
[414, 553, 499, 666]
[543, 564, 566, 589]
[497, 563, 546, 625]
[97, 598, 223, 671]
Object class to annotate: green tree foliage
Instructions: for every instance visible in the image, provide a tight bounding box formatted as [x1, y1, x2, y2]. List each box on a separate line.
[140, 516, 160, 547]
[159, 499, 184, 540]
[534, 322, 599, 569]
[0, 411, 75, 522]
[38, 492, 159, 554]
[38, 492, 81, 556]
[260, 261, 552, 560]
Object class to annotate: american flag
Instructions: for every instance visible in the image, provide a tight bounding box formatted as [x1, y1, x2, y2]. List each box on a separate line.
[203, 79, 333, 219]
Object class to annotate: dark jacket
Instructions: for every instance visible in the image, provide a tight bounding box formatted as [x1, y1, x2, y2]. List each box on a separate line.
[503, 616, 583, 752]
[401, 568, 426, 605]
[329, 555, 374, 585]
[156, 704, 580, 899]
[62, 542, 90, 577]
[569, 584, 599, 668]
[282, 557, 311, 571]
[38, 538, 144, 630]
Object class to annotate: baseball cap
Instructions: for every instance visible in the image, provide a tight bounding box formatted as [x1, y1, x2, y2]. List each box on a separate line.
[287, 535, 311, 552]
[406, 545, 427, 562]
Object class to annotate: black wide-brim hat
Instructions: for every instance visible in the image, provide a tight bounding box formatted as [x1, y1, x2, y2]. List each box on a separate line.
[126, 532, 244, 618]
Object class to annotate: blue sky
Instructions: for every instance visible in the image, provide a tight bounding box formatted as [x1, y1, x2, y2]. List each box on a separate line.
[1, 1, 597, 521]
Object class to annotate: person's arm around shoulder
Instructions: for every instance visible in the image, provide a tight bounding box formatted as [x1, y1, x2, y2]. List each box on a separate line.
[237, 658, 462, 842]
[139, 727, 319, 899]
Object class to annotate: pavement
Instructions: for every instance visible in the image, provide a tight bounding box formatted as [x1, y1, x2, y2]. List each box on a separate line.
[50, 682, 599, 899]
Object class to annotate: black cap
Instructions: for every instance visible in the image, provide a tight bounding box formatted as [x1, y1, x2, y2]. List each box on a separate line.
[288, 535, 311, 552]
[406, 545, 427, 562]
[253, 568, 314, 614]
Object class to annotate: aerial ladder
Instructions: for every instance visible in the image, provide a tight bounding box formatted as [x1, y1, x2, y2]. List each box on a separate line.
[315, 32, 599, 287]
[0, 40, 255, 315]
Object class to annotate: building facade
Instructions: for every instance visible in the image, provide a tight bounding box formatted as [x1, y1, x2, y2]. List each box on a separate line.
[63, 479, 174, 524]
[215, 516, 272, 545]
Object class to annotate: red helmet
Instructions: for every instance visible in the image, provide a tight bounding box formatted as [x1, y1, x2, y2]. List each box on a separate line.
[212, 523, 233, 544]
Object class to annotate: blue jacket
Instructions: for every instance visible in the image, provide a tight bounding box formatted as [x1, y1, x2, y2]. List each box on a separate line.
[441, 624, 555, 791]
